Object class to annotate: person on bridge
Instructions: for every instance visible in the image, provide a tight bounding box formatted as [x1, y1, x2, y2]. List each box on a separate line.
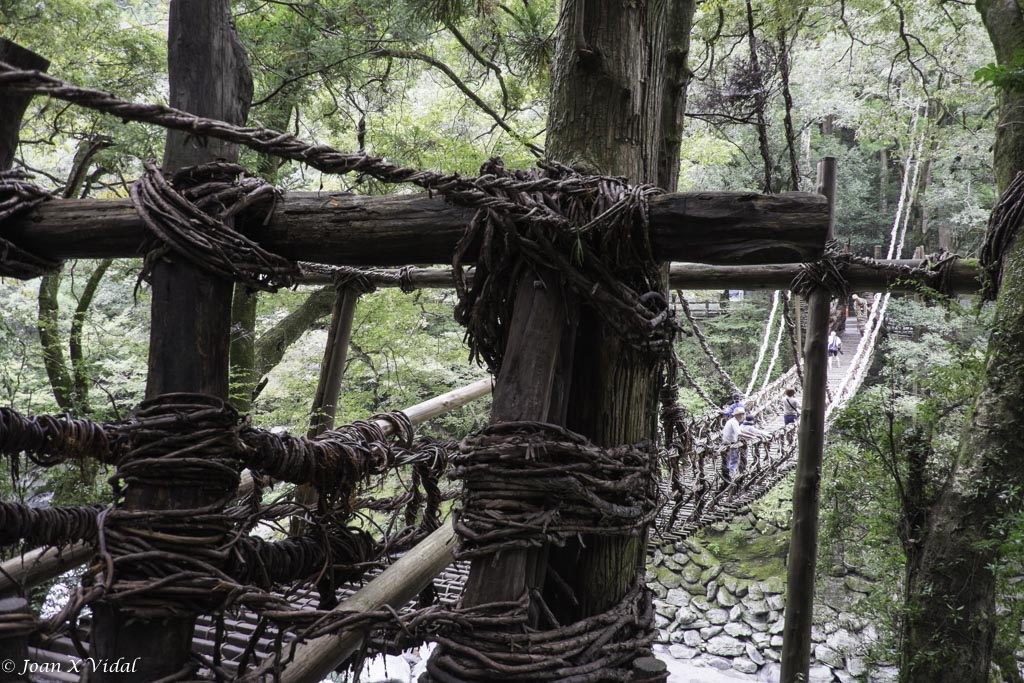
[721, 404, 747, 482]
[782, 388, 800, 445]
[828, 330, 843, 370]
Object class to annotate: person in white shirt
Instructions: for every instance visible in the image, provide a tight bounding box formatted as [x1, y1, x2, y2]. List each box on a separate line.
[721, 405, 746, 480]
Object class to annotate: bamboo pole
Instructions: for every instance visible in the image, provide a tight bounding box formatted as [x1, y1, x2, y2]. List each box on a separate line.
[780, 158, 836, 682]
[277, 512, 459, 682]
[0, 544, 91, 596]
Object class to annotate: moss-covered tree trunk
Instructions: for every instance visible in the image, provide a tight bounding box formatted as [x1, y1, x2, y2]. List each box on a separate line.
[901, 2, 1024, 680]
[544, 0, 696, 625]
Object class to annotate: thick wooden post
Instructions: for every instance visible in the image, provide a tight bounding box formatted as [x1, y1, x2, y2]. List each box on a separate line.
[0, 598, 31, 682]
[780, 157, 836, 681]
[0, 39, 48, 683]
[0, 40, 49, 170]
[88, 2, 252, 680]
[459, 268, 575, 609]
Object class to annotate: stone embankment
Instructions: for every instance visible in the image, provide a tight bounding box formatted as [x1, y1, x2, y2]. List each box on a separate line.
[648, 488, 896, 683]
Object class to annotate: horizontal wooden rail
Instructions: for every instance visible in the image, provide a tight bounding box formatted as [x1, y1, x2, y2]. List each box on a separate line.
[298, 259, 981, 294]
[0, 378, 491, 592]
[236, 376, 492, 501]
[7, 191, 827, 266]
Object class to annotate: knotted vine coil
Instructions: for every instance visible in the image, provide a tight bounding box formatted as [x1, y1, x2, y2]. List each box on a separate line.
[0, 169, 60, 278]
[131, 160, 300, 291]
[450, 421, 662, 559]
[453, 158, 675, 374]
[86, 393, 243, 618]
[427, 583, 656, 683]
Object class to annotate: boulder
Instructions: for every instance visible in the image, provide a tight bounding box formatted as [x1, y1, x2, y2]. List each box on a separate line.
[700, 625, 724, 640]
[674, 607, 699, 626]
[650, 582, 668, 599]
[746, 643, 765, 666]
[844, 575, 873, 594]
[707, 608, 729, 625]
[706, 656, 734, 671]
[868, 665, 899, 683]
[751, 632, 770, 647]
[721, 574, 748, 597]
[826, 628, 861, 655]
[761, 576, 786, 594]
[811, 624, 826, 643]
[770, 635, 784, 647]
[745, 598, 770, 616]
[758, 663, 782, 682]
[690, 549, 718, 569]
[701, 564, 723, 583]
[682, 630, 702, 648]
[724, 622, 753, 638]
[656, 604, 677, 620]
[766, 593, 786, 611]
[667, 644, 699, 660]
[663, 556, 684, 571]
[706, 580, 718, 602]
[717, 586, 739, 607]
[733, 658, 759, 674]
[665, 588, 690, 607]
[655, 613, 671, 629]
[769, 618, 785, 635]
[835, 670, 856, 683]
[808, 664, 835, 683]
[691, 596, 711, 612]
[672, 552, 691, 567]
[657, 567, 682, 589]
[729, 605, 744, 622]
[814, 644, 845, 669]
[706, 635, 746, 657]
[681, 564, 703, 585]
[837, 612, 865, 631]
[846, 657, 867, 676]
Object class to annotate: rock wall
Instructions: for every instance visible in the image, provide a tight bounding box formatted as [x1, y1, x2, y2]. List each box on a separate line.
[648, 498, 898, 683]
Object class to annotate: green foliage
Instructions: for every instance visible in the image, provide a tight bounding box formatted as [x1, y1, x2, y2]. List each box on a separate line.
[975, 50, 1024, 93]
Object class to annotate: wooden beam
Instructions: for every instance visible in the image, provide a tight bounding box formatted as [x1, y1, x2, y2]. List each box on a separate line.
[781, 158, 837, 682]
[278, 522, 458, 683]
[6, 191, 828, 266]
[668, 259, 980, 294]
[300, 259, 982, 294]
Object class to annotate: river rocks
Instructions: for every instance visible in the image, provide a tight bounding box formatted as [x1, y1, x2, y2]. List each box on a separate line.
[701, 564, 723, 583]
[680, 564, 702, 585]
[746, 643, 765, 665]
[701, 625, 724, 639]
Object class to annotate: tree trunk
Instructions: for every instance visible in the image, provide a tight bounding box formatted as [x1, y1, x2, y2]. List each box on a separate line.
[901, 3, 1024, 681]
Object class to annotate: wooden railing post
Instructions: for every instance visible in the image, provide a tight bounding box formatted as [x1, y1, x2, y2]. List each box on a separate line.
[87, 3, 251, 680]
[780, 157, 836, 682]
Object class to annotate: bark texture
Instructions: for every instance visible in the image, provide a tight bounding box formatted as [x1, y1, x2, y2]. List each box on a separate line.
[901, 2, 1024, 681]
